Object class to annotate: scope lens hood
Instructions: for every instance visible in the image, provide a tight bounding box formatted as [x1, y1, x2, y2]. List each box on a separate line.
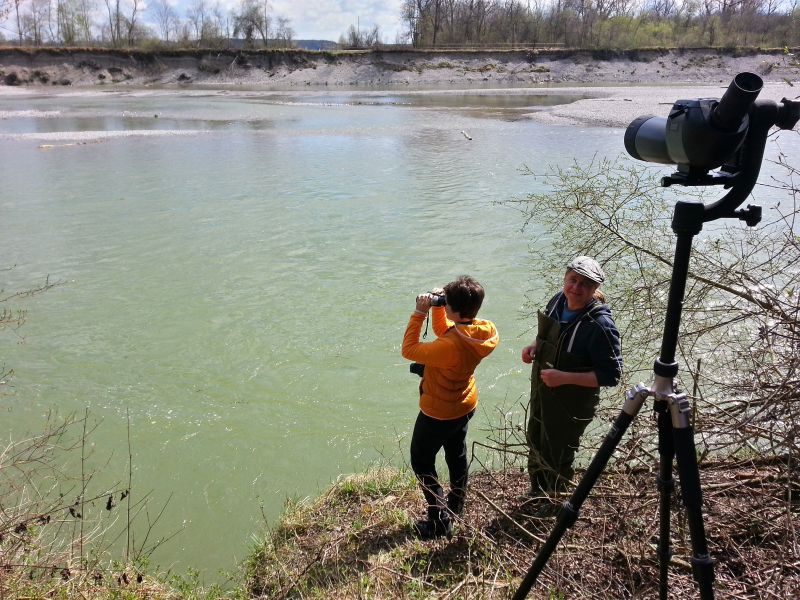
[625, 115, 671, 164]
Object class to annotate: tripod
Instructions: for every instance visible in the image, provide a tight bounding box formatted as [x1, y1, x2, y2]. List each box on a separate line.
[513, 94, 800, 600]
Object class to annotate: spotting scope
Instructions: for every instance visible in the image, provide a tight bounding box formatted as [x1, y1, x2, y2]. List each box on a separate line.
[624, 72, 763, 180]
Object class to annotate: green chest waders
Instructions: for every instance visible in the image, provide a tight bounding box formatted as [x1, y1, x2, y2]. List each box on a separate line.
[526, 310, 601, 494]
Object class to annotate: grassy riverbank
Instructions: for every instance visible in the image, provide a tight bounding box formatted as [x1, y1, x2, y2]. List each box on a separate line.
[5, 459, 795, 599]
[244, 461, 797, 598]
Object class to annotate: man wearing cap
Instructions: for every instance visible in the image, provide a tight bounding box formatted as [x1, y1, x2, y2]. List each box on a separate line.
[520, 256, 623, 503]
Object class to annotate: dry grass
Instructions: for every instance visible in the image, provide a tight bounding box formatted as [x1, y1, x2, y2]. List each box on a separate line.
[244, 457, 798, 599]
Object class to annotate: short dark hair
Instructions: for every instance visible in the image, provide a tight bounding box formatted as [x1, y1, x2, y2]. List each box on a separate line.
[444, 275, 484, 319]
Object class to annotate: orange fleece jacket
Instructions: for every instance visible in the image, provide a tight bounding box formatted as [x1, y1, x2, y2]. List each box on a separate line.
[402, 306, 499, 420]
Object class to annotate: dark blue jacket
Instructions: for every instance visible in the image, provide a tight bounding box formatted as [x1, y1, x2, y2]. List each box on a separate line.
[544, 292, 623, 387]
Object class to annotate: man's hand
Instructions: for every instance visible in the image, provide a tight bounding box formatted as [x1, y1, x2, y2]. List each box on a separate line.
[521, 342, 538, 364]
[541, 369, 599, 389]
[540, 368, 563, 387]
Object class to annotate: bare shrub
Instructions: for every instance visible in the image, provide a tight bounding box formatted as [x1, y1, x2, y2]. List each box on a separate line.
[504, 149, 799, 469]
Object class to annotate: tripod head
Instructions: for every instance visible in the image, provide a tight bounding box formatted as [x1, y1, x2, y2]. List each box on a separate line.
[625, 72, 800, 230]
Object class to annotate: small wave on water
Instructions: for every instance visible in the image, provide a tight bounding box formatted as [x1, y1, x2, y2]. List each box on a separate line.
[0, 109, 62, 119]
[261, 99, 413, 108]
[0, 129, 211, 142]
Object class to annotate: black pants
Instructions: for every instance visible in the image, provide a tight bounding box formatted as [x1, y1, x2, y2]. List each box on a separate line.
[410, 410, 473, 520]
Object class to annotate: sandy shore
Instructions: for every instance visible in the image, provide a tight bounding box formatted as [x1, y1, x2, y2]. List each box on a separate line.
[520, 81, 798, 127]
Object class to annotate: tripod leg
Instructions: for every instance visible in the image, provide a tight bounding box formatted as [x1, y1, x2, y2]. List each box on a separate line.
[512, 384, 650, 600]
[655, 397, 675, 600]
[670, 397, 715, 599]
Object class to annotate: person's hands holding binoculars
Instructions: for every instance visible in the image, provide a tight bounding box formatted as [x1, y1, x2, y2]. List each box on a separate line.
[415, 287, 445, 313]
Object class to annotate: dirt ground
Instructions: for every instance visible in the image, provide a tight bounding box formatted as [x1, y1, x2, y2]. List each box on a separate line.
[462, 461, 798, 598]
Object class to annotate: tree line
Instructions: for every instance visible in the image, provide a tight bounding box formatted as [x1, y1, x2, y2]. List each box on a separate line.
[403, 0, 799, 49]
[1, 0, 799, 50]
[0, 0, 295, 48]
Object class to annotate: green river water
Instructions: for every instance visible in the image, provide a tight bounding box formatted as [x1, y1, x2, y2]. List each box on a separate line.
[2, 85, 789, 580]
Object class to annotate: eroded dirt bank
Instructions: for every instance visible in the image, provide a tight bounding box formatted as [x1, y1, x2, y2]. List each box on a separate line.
[1, 46, 799, 88]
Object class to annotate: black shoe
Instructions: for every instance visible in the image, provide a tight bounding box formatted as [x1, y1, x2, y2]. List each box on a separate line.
[446, 495, 464, 517]
[413, 518, 453, 540]
[530, 501, 561, 519]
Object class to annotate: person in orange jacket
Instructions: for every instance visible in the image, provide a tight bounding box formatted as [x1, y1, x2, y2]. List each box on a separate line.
[402, 275, 499, 539]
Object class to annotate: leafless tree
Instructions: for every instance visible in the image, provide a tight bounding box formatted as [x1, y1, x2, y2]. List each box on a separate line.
[123, 0, 141, 45]
[150, 0, 178, 42]
[401, 0, 419, 44]
[274, 15, 292, 47]
[340, 22, 382, 47]
[55, 0, 76, 44]
[233, 0, 268, 47]
[258, 0, 271, 46]
[186, 0, 207, 42]
[12, 0, 25, 43]
[68, 0, 94, 42]
[20, 0, 48, 44]
[410, 0, 446, 46]
[102, 0, 121, 45]
[184, 0, 225, 45]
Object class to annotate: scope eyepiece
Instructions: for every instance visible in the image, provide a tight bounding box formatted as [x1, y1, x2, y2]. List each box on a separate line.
[712, 72, 763, 132]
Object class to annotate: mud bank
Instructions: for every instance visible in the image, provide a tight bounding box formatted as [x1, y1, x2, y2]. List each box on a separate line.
[1, 46, 799, 88]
